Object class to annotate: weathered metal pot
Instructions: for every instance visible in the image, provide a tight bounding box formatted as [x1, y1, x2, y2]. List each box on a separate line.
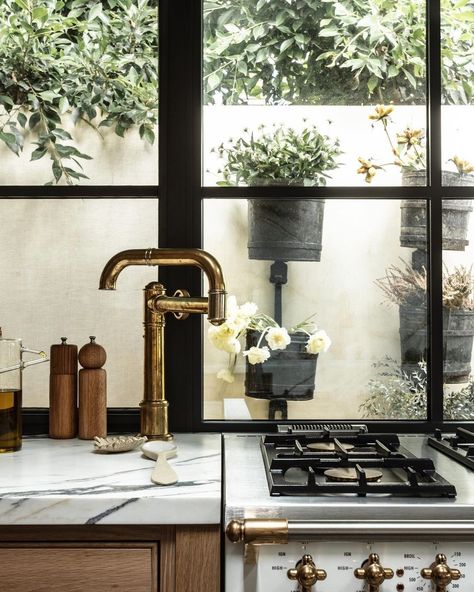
[400, 170, 474, 251]
[244, 329, 318, 400]
[399, 304, 474, 383]
[247, 199, 325, 262]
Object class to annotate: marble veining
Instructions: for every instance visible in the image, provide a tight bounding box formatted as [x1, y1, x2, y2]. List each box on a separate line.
[0, 433, 221, 525]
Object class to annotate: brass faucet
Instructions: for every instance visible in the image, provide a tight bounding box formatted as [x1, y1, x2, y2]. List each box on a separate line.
[99, 248, 226, 440]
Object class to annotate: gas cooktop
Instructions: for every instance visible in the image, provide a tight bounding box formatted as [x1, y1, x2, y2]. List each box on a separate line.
[262, 425, 456, 498]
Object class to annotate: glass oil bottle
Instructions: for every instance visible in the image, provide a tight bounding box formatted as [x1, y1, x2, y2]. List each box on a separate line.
[0, 329, 48, 452]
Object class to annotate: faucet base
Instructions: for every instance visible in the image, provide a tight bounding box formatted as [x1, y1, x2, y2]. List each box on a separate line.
[140, 400, 173, 441]
[144, 433, 174, 441]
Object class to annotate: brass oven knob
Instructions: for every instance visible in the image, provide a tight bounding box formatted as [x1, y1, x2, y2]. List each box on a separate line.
[354, 553, 394, 592]
[287, 554, 327, 592]
[421, 553, 461, 591]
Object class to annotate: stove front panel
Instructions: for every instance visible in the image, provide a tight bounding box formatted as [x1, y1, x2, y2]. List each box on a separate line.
[226, 539, 473, 592]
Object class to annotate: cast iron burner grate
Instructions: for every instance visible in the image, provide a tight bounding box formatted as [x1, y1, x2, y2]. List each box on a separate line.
[261, 431, 456, 498]
[428, 427, 474, 470]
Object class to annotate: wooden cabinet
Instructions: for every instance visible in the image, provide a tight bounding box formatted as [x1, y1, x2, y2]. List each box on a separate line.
[0, 525, 220, 592]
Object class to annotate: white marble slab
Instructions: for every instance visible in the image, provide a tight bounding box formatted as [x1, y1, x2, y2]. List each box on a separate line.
[0, 433, 221, 525]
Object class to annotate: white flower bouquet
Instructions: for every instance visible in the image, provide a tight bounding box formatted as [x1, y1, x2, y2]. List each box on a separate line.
[208, 297, 331, 383]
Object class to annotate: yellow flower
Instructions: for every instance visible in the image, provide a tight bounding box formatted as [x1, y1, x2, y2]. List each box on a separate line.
[451, 156, 474, 175]
[368, 105, 393, 121]
[397, 128, 424, 146]
[357, 157, 379, 183]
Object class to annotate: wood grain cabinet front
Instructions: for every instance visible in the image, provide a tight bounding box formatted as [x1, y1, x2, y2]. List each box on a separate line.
[0, 545, 158, 592]
[0, 525, 220, 592]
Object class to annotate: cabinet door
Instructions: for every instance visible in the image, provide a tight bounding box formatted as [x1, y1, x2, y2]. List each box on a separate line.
[0, 544, 158, 592]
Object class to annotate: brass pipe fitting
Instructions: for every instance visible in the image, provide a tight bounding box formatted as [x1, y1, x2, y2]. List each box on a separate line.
[99, 248, 226, 440]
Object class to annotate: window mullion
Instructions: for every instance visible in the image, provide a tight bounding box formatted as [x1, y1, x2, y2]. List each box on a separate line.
[158, 0, 202, 433]
[427, 0, 444, 423]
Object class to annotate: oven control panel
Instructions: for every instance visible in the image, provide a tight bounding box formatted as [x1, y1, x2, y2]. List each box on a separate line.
[226, 540, 473, 592]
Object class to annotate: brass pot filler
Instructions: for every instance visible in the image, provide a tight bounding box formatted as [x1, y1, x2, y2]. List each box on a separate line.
[99, 248, 226, 441]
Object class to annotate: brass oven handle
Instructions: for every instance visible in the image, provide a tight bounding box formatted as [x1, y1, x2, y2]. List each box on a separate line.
[226, 519, 474, 542]
[287, 554, 326, 592]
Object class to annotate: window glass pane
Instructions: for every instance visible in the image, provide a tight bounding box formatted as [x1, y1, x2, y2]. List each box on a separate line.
[443, 198, 474, 418]
[203, 0, 426, 187]
[0, 1, 158, 185]
[0, 198, 158, 407]
[203, 198, 428, 420]
[441, 0, 474, 186]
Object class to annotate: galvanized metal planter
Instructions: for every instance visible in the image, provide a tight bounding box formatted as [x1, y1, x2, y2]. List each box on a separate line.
[400, 171, 474, 251]
[244, 330, 318, 401]
[247, 199, 325, 262]
[399, 305, 474, 383]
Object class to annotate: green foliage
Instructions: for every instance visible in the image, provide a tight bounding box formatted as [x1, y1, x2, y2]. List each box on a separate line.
[0, 0, 158, 184]
[203, 0, 474, 105]
[360, 357, 474, 420]
[215, 123, 342, 186]
[204, 0, 344, 104]
[315, 0, 426, 104]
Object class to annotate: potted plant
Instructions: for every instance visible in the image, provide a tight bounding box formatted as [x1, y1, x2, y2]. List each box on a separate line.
[360, 357, 474, 420]
[358, 105, 474, 251]
[215, 123, 342, 262]
[208, 296, 331, 402]
[376, 261, 474, 383]
[0, 0, 158, 185]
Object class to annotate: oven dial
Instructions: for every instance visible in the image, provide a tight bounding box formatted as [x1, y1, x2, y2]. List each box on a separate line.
[420, 553, 462, 592]
[354, 553, 394, 592]
[287, 554, 327, 592]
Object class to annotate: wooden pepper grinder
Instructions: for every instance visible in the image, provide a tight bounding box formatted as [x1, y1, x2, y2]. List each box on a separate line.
[78, 336, 107, 439]
[49, 337, 78, 439]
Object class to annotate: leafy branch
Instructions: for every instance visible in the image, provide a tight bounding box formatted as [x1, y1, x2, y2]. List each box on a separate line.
[0, 0, 158, 184]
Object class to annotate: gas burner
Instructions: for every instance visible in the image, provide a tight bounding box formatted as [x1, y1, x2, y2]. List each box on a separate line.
[428, 427, 474, 470]
[261, 431, 456, 498]
[324, 467, 383, 483]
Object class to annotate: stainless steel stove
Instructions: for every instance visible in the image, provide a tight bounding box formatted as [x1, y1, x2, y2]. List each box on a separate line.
[224, 426, 474, 592]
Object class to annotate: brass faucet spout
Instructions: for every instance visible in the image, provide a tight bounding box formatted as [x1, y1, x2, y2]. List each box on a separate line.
[99, 248, 226, 324]
[99, 248, 224, 289]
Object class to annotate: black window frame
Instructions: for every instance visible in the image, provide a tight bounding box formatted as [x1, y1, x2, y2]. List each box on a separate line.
[19, 0, 474, 434]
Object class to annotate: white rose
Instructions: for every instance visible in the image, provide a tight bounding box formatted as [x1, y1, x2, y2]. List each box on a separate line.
[243, 346, 271, 365]
[265, 327, 291, 351]
[238, 302, 258, 318]
[208, 322, 239, 350]
[217, 368, 235, 383]
[305, 329, 331, 354]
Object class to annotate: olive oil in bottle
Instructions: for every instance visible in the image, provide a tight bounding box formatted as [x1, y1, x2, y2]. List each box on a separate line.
[0, 388, 22, 452]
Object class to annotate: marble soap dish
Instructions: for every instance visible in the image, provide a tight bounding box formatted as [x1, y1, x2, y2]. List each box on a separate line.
[93, 435, 148, 453]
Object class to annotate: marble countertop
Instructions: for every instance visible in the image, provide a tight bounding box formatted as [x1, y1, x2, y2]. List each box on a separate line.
[0, 433, 221, 526]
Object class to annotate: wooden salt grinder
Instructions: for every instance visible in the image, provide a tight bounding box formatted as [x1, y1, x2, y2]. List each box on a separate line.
[49, 337, 78, 439]
[78, 336, 107, 439]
